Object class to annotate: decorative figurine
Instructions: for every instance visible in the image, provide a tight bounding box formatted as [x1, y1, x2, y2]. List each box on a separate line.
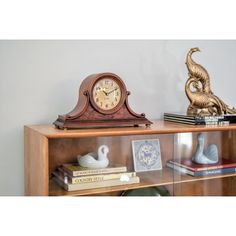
[192, 133, 219, 164]
[77, 145, 109, 169]
[185, 47, 236, 117]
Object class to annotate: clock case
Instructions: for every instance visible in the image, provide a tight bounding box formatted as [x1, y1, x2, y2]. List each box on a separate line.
[54, 73, 152, 129]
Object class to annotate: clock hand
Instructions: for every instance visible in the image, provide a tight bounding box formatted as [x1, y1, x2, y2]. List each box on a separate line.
[101, 89, 108, 96]
[107, 87, 118, 95]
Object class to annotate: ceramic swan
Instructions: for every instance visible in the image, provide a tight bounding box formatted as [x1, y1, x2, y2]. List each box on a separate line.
[192, 133, 219, 164]
[77, 145, 109, 169]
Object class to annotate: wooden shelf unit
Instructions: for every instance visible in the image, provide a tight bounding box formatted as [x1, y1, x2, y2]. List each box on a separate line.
[24, 120, 236, 196]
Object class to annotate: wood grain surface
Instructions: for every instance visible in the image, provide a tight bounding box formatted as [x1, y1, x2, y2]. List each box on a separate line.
[24, 120, 236, 196]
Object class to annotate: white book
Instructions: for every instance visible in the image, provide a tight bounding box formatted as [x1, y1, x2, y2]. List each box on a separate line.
[53, 175, 140, 191]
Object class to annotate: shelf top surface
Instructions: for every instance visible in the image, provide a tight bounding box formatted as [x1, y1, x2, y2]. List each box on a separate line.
[25, 120, 236, 138]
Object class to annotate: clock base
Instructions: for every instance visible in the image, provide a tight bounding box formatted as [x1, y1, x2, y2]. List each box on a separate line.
[54, 118, 152, 129]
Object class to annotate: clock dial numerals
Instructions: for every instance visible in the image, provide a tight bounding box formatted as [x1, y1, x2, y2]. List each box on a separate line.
[93, 78, 122, 110]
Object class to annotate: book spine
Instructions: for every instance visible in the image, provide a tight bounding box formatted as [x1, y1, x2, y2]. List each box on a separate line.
[69, 172, 136, 184]
[164, 117, 197, 125]
[63, 166, 127, 177]
[194, 167, 236, 177]
[54, 176, 140, 191]
[164, 114, 226, 125]
[168, 160, 236, 171]
[167, 162, 236, 177]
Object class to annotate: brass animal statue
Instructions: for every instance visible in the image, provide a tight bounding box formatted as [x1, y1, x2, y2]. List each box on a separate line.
[185, 47, 236, 116]
[185, 77, 224, 116]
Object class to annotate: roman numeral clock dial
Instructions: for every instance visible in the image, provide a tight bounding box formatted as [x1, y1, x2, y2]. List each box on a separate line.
[53, 72, 152, 128]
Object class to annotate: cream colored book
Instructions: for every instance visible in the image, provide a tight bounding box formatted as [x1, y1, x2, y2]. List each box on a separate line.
[55, 168, 136, 184]
[62, 163, 127, 177]
[53, 175, 140, 192]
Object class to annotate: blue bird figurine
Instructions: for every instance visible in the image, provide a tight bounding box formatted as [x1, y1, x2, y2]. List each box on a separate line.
[192, 133, 219, 164]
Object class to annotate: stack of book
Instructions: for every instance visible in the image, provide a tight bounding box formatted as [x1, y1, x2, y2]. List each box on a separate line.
[166, 158, 236, 177]
[52, 163, 140, 191]
[163, 112, 235, 125]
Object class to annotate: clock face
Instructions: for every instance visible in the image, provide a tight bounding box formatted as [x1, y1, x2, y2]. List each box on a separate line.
[92, 78, 122, 111]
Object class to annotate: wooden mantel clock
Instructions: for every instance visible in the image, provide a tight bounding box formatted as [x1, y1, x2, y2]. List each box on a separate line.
[54, 72, 152, 129]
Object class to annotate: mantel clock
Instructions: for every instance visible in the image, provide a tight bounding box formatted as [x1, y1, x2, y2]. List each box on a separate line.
[54, 72, 152, 129]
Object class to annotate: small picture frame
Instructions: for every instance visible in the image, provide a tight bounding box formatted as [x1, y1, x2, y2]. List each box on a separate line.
[132, 139, 162, 172]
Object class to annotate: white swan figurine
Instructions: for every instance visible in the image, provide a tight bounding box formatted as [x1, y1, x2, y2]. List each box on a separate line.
[192, 133, 219, 164]
[77, 145, 109, 169]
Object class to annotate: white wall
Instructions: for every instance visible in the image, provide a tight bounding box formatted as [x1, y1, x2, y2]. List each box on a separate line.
[1, 40, 236, 195]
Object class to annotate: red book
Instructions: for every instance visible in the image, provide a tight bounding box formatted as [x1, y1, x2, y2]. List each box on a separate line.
[168, 158, 236, 171]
